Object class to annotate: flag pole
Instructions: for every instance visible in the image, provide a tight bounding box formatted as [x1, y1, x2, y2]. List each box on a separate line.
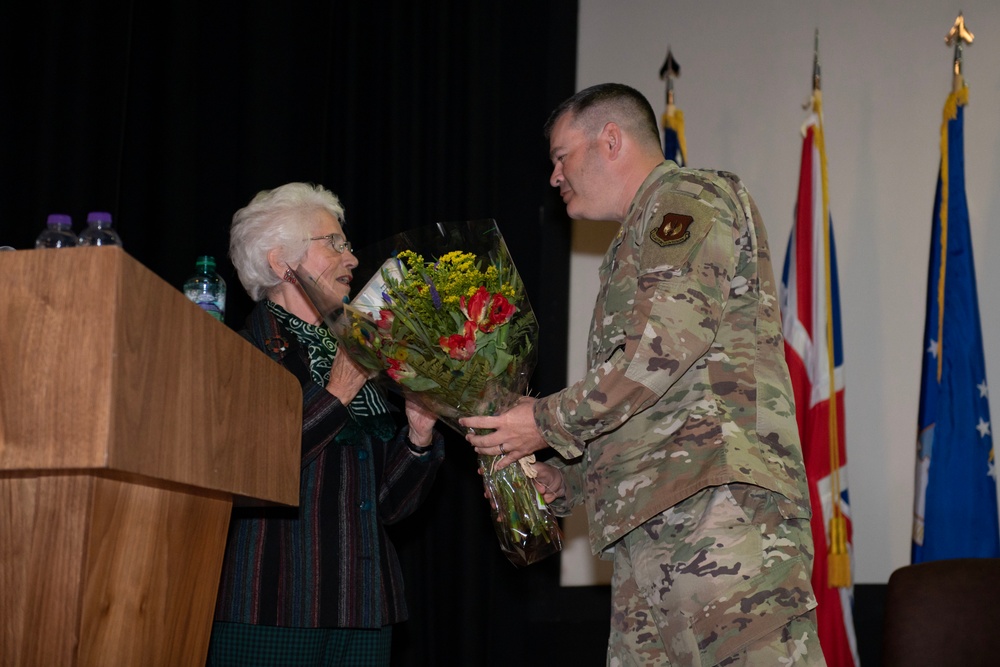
[808, 28, 850, 588]
[812, 28, 821, 94]
[947, 12, 974, 94]
[783, 28, 861, 662]
[913, 10, 998, 566]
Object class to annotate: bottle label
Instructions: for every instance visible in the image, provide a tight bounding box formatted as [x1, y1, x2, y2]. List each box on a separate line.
[185, 291, 225, 322]
[196, 301, 224, 321]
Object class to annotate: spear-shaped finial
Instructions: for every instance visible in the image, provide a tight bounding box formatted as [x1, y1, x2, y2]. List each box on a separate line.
[659, 48, 681, 107]
[802, 29, 822, 112]
[946, 12, 974, 91]
[812, 28, 821, 92]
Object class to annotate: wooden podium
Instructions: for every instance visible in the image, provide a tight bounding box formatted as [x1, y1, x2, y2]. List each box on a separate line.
[0, 247, 302, 666]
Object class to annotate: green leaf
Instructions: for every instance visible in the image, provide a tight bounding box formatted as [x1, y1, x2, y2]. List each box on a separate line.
[400, 375, 442, 391]
[490, 348, 514, 376]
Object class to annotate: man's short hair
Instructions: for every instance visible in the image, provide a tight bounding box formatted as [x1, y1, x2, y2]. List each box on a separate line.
[544, 83, 660, 150]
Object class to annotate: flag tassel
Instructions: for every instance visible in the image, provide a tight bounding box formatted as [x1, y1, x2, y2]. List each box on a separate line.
[816, 86, 851, 591]
[828, 515, 851, 587]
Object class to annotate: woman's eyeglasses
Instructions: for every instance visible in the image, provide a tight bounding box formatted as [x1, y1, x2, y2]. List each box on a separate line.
[309, 233, 353, 254]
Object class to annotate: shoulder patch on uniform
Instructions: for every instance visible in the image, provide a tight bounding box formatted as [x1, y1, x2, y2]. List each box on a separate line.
[649, 213, 694, 247]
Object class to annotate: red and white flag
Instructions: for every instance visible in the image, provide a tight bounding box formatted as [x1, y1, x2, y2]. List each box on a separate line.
[780, 90, 860, 667]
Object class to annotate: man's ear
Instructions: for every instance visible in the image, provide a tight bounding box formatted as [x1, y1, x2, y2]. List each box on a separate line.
[602, 121, 623, 159]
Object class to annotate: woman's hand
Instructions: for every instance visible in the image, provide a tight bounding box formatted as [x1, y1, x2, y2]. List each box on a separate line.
[325, 351, 368, 404]
[404, 399, 437, 447]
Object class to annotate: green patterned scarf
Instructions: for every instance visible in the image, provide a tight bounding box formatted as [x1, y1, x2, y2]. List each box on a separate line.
[266, 301, 395, 441]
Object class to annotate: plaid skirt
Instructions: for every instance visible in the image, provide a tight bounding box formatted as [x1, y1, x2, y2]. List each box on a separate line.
[206, 621, 392, 667]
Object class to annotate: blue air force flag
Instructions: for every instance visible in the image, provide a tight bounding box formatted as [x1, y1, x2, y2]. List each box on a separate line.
[912, 85, 1000, 562]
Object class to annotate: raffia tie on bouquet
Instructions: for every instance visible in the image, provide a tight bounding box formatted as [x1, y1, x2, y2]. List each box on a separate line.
[515, 455, 537, 478]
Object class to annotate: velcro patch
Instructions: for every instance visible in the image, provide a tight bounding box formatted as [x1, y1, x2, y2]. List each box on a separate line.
[650, 213, 694, 247]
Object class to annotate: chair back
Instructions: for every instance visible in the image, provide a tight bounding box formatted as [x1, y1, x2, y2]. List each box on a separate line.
[882, 557, 1000, 666]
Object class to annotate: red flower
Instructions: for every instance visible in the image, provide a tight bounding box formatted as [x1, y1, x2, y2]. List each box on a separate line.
[386, 357, 415, 381]
[483, 293, 515, 332]
[460, 286, 517, 333]
[377, 309, 394, 330]
[460, 286, 491, 325]
[439, 320, 477, 360]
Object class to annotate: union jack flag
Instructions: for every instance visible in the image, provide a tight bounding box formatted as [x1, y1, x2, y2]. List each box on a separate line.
[780, 89, 859, 667]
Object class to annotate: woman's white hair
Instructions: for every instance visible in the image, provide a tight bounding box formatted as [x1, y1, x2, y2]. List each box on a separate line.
[229, 182, 346, 301]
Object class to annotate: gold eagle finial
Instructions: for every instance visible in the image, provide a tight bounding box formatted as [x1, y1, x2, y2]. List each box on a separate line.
[946, 12, 974, 90]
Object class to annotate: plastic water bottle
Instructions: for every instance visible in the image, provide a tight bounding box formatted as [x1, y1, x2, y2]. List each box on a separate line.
[183, 255, 227, 322]
[78, 211, 122, 247]
[35, 214, 78, 248]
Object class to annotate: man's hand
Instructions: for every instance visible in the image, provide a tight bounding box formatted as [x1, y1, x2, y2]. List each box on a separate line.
[531, 462, 566, 504]
[460, 397, 548, 470]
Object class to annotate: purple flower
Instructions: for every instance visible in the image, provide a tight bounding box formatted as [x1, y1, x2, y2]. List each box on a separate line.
[427, 280, 442, 309]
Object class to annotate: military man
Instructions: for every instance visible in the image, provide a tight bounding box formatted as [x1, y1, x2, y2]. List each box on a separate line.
[461, 83, 825, 665]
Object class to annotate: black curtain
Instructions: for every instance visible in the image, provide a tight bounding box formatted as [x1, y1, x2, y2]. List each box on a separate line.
[1, 2, 610, 665]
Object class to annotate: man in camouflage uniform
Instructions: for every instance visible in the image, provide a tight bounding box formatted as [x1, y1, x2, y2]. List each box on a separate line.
[462, 83, 825, 666]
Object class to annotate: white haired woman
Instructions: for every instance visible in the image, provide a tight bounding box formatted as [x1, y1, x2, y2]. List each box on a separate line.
[208, 182, 443, 667]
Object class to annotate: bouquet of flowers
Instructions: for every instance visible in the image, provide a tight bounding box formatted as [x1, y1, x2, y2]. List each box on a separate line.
[292, 220, 562, 567]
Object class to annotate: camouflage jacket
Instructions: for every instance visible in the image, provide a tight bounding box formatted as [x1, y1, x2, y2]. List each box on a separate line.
[534, 161, 811, 555]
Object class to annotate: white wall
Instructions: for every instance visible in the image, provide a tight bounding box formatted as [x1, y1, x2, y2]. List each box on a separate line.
[563, 0, 1000, 586]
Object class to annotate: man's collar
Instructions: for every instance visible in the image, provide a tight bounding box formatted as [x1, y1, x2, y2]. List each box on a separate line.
[624, 160, 676, 221]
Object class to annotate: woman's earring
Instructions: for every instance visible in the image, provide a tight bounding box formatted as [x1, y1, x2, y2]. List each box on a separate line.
[282, 268, 298, 285]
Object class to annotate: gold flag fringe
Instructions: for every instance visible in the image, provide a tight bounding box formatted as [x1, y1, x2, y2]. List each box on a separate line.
[935, 84, 968, 381]
[812, 90, 852, 588]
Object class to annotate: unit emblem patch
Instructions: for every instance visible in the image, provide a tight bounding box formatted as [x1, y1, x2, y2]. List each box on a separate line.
[650, 213, 694, 247]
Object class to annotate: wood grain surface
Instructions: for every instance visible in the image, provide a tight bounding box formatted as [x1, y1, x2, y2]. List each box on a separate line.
[0, 248, 304, 665]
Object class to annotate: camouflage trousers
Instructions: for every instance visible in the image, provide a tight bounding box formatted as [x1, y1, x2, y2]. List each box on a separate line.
[608, 483, 826, 666]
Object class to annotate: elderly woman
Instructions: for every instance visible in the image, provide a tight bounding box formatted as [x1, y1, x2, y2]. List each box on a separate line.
[208, 182, 443, 667]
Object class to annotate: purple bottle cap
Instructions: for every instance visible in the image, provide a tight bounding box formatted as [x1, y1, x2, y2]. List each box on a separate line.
[47, 213, 72, 227]
[87, 211, 112, 224]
